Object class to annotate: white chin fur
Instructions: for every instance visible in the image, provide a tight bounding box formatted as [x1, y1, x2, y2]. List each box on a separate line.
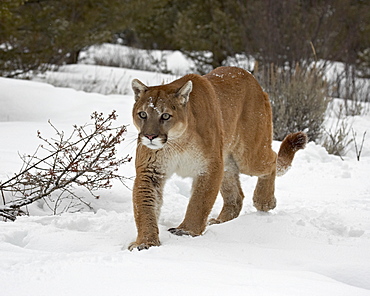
[141, 137, 165, 150]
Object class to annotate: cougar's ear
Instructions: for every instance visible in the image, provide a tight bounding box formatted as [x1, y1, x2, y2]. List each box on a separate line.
[132, 79, 148, 101]
[176, 80, 192, 105]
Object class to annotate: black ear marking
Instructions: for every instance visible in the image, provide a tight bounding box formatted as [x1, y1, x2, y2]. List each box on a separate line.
[132, 79, 148, 101]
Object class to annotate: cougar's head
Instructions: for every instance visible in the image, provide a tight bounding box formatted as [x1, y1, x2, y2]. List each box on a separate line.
[131, 79, 193, 150]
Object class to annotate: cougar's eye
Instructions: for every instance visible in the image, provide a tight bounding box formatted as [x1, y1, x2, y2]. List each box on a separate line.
[138, 111, 147, 119]
[161, 113, 171, 120]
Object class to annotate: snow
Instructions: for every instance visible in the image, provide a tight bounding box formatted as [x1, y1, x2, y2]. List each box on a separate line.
[1, 63, 370, 295]
[79, 43, 195, 76]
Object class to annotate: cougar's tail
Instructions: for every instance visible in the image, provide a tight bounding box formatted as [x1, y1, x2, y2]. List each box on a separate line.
[276, 132, 308, 176]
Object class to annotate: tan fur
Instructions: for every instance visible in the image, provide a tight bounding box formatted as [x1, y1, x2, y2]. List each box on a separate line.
[129, 66, 307, 251]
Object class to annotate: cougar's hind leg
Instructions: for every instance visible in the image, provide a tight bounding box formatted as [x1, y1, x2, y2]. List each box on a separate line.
[253, 132, 307, 212]
[252, 149, 278, 212]
[209, 155, 244, 225]
[253, 170, 277, 212]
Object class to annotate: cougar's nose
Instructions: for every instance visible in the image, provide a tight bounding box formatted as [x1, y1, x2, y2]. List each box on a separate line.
[145, 134, 158, 141]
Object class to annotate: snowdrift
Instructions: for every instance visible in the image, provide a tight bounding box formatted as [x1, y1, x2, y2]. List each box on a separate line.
[0, 68, 370, 295]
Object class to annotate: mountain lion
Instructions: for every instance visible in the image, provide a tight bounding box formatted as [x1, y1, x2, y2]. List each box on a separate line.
[129, 66, 307, 251]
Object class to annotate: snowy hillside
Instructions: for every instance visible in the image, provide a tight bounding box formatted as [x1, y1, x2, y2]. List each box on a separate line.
[0, 64, 370, 295]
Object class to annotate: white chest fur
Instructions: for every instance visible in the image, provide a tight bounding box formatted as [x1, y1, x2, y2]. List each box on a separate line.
[163, 144, 207, 179]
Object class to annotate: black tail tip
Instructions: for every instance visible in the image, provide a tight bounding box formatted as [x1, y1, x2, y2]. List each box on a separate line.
[286, 132, 308, 151]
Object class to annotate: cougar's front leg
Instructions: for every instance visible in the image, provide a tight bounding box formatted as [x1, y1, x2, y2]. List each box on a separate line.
[169, 164, 223, 236]
[129, 166, 165, 251]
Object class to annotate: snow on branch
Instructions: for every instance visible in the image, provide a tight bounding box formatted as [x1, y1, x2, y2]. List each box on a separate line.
[0, 111, 132, 221]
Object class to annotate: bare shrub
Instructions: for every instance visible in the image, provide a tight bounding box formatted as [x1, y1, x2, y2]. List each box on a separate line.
[329, 63, 370, 116]
[320, 101, 369, 160]
[255, 63, 330, 141]
[0, 111, 131, 221]
[321, 111, 353, 160]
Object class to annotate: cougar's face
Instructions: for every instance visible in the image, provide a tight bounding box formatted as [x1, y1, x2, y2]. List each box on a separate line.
[131, 79, 192, 150]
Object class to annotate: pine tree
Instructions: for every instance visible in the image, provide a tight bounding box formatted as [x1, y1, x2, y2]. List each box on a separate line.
[0, 0, 136, 76]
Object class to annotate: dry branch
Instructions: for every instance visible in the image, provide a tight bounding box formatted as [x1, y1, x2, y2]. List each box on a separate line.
[0, 111, 131, 221]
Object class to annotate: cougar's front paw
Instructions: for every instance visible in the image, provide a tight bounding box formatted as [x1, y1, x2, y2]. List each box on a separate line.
[128, 240, 160, 251]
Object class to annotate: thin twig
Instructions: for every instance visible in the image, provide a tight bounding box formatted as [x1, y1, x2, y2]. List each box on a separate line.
[352, 129, 367, 161]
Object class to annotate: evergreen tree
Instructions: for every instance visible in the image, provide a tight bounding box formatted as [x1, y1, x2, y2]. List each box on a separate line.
[0, 0, 139, 76]
[1, 0, 369, 76]
[129, 0, 369, 72]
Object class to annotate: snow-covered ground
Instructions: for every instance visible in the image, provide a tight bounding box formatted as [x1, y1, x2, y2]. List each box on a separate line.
[1, 62, 370, 295]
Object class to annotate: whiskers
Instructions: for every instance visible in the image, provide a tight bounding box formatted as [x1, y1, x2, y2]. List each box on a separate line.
[121, 131, 138, 156]
[121, 131, 185, 161]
